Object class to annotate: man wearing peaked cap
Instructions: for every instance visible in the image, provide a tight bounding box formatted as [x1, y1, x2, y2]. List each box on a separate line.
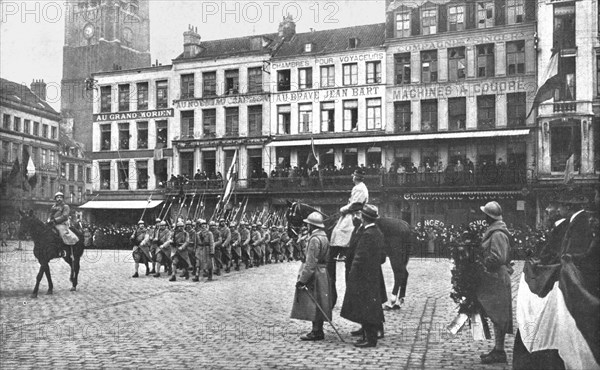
[47, 191, 79, 257]
[341, 204, 385, 348]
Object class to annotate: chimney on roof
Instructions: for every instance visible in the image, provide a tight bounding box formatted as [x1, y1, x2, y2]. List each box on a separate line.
[183, 24, 202, 58]
[30, 79, 47, 101]
[278, 14, 296, 40]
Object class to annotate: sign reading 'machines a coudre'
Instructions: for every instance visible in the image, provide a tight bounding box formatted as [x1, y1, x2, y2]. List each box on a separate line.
[93, 109, 174, 122]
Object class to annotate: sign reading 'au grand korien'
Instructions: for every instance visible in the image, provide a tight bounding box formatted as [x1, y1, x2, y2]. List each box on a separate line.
[93, 109, 174, 122]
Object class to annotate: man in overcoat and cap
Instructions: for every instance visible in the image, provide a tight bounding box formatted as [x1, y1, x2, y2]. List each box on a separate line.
[341, 204, 385, 348]
[291, 212, 333, 341]
[47, 191, 79, 257]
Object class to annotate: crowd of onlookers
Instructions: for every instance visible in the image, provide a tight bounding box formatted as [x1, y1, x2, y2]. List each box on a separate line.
[413, 222, 546, 260]
[165, 158, 528, 191]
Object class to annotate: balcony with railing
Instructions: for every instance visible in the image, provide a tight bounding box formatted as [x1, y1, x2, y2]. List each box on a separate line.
[163, 168, 529, 195]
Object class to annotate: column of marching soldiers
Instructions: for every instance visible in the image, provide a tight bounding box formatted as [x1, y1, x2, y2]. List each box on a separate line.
[129, 212, 305, 282]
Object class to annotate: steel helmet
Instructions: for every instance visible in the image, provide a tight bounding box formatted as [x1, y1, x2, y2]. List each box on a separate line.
[185, 220, 192, 225]
[198, 219, 207, 225]
[155, 218, 161, 223]
[229, 221, 237, 227]
[54, 192, 64, 198]
[303, 212, 325, 229]
[137, 220, 145, 225]
[209, 221, 217, 227]
[480, 201, 503, 221]
[159, 221, 167, 226]
[176, 221, 185, 227]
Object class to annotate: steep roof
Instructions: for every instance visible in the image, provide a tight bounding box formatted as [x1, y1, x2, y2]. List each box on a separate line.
[173, 33, 280, 62]
[0, 78, 59, 118]
[273, 23, 386, 59]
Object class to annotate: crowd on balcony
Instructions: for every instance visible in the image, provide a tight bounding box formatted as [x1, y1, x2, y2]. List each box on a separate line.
[164, 157, 527, 192]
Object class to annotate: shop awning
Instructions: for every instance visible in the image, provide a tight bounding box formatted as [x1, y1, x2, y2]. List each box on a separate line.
[79, 200, 163, 210]
[266, 129, 531, 147]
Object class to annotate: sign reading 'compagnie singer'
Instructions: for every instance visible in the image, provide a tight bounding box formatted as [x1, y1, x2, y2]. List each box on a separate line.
[93, 109, 174, 122]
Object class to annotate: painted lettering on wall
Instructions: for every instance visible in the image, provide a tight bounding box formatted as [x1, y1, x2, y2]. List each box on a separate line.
[93, 108, 174, 122]
[392, 79, 535, 101]
[391, 32, 528, 53]
[272, 52, 384, 70]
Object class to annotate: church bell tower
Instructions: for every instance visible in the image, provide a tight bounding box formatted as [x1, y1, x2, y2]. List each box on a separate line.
[61, 0, 151, 150]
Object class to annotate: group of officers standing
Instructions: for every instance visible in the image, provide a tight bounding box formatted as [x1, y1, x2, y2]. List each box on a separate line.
[129, 217, 304, 282]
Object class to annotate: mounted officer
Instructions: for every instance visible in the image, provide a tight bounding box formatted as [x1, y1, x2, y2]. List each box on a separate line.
[47, 191, 79, 257]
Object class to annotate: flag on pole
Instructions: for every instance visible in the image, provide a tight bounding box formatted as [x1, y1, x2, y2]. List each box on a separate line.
[526, 51, 561, 119]
[226, 149, 238, 182]
[22, 147, 37, 189]
[514, 261, 599, 369]
[306, 136, 318, 168]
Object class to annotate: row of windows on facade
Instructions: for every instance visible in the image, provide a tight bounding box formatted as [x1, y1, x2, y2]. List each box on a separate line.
[273, 141, 527, 171]
[99, 120, 168, 151]
[99, 62, 384, 113]
[97, 91, 527, 150]
[2, 114, 58, 139]
[24, 175, 85, 202]
[394, 41, 526, 85]
[392, 0, 531, 38]
[97, 161, 150, 190]
[1, 141, 56, 168]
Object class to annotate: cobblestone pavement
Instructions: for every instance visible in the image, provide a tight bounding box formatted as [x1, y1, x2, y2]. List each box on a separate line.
[0, 241, 523, 369]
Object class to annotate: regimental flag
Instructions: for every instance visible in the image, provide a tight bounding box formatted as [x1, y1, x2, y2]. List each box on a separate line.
[22, 147, 37, 189]
[526, 51, 561, 119]
[306, 137, 318, 168]
[226, 149, 238, 182]
[514, 260, 600, 369]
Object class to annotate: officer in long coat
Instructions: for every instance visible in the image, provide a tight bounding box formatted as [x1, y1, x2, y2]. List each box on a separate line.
[210, 221, 223, 275]
[149, 218, 162, 274]
[218, 219, 232, 273]
[168, 221, 192, 281]
[131, 220, 151, 277]
[184, 220, 197, 277]
[341, 204, 385, 348]
[291, 212, 332, 341]
[476, 201, 513, 364]
[239, 221, 252, 268]
[270, 226, 281, 263]
[229, 222, 241, 271]
[260, 224, 271, 264]
[153, 221, 172, 277]
[279, 226, 292, 262]
[251, 223, 263, 266]
[192, 219, 215, 282]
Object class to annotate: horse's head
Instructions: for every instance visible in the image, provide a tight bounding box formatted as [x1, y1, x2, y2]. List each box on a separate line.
[18, 209, 45, 237]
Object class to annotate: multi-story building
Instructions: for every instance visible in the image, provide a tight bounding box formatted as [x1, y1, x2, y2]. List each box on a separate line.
[57, 129, 92, 209]
[0, 79, 61, 219]
[534, 0, 599, 216]
[85, 65, 173, 223]
[61, 0, 151, 152]
[382, 0, 537, 225]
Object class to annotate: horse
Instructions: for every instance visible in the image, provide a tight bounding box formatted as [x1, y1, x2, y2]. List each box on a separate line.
[286, 201, 414, 306]
[18, 210, 85, 298]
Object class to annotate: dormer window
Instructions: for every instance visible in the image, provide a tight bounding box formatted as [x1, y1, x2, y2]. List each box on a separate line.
[348, 38, 358, 49]
[304, 43, 313, 53]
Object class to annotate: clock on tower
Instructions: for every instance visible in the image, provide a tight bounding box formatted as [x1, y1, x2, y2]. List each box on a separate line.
[61, 0, 151, 151]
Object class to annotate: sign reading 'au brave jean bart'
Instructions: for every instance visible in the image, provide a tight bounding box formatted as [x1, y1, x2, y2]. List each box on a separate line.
[93, 109, 174, 122]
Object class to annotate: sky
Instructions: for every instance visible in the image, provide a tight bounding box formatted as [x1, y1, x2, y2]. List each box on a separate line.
[0, 0, 386, 110]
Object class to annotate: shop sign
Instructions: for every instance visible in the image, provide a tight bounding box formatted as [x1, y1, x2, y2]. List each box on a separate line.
[403, 193, 517, 201]
[469, 220, 488, 228]
[416, 219, 445, 228]
[94, 108, 174, 122]
[392, 78, 534, 100]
